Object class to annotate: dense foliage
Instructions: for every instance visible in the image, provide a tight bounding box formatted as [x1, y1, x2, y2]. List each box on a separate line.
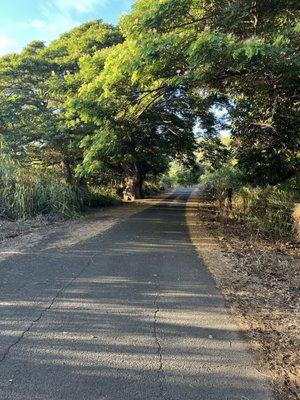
[0, 1, 299, 217]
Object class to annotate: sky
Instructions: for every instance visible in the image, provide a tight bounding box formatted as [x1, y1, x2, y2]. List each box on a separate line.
[0, 0, 134, 55]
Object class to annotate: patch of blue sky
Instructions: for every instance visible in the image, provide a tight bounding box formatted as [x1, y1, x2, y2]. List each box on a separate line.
[0, 0, 133, 55]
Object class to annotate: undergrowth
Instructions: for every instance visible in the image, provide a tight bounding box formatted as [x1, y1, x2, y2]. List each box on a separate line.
[0, 158, 119, 220]
[201, 166, 299, 237]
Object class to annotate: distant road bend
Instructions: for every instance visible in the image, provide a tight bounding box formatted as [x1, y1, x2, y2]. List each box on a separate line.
[0, 188, 273, 399]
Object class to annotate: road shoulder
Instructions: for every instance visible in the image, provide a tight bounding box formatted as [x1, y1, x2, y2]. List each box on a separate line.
[186, 187, 282, 399]
[0, 195, 167, 261]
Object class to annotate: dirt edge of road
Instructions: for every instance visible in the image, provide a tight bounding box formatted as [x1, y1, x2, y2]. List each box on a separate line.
[0, 194, 168, 260]
[186, 188, 300, 400]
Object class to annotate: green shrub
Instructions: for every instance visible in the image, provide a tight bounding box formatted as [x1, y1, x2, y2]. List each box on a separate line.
[233, 185, 297, 236]
[159, 175, 175, 188]
[0, 161, 119, 220]
[200, 165, 244, 196]
[86, 187, 120, 208]
[0, 176, 84, 219]
[201, 165, 298, 237]
[160, 161, 203, 188]
[265, 189, 295, 235]
[143, 182, 161, 196]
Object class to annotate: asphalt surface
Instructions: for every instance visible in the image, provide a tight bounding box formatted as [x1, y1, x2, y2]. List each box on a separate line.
[0, 188, 273, 399]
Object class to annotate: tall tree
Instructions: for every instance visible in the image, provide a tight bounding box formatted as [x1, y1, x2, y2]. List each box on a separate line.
[43, 20, 123, 183]
[0, 41, 60, 168]
[74, 38, 197, 198]
[118, 0, 300, 185]
[0, 21, 122, 184]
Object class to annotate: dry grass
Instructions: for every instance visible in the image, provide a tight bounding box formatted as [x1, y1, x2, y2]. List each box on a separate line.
[192, 192, 300, 400]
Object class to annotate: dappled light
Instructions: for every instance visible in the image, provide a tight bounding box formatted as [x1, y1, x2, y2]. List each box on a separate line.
[0, 190, 271, 399]
[0, 1, 298, 398]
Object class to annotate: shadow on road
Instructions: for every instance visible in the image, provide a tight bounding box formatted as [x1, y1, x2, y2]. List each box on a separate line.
[0, 189, 272, 399]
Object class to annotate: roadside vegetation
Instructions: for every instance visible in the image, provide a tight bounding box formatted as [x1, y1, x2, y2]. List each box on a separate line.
[0, 2, 299, 398]
[194, 190, 299, 400]
[201, 166, 299, 237]
[0, 150, 119, 220]
[0, 0, 299, 237]
[160, 161, 203, 189]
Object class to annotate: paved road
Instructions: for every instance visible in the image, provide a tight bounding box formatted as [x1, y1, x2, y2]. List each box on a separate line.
[0, 188, 273, 399]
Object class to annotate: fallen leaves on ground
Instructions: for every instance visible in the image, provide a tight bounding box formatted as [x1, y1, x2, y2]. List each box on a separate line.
[198, 198, 300, 400]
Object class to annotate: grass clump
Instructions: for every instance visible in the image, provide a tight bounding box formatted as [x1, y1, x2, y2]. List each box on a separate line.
[0, 159, 119, 220]
[86, 187, 120, 208]
[233, 186, 297, 236]
[201, 166, 299, 237]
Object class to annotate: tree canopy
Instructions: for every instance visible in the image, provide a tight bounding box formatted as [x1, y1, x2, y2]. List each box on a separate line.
[0, 2, 299, 198]
[118, 0, 299, 186]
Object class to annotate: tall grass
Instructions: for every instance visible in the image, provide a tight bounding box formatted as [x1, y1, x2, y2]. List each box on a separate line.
[0, 157, 119, 220]
[0, 172, 84, 220]
[201, 166, 299, 237]
[233, 186, 297, 236]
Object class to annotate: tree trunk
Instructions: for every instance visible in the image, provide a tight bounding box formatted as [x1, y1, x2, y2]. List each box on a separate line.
[123, 175, 144, 201]
[61, 158, 73, 185]
[134, 176, 144, 199]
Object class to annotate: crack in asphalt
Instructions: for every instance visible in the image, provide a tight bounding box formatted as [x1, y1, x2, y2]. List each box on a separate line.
[153, 274, 169, 400]
[0, 256, 94, 364]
